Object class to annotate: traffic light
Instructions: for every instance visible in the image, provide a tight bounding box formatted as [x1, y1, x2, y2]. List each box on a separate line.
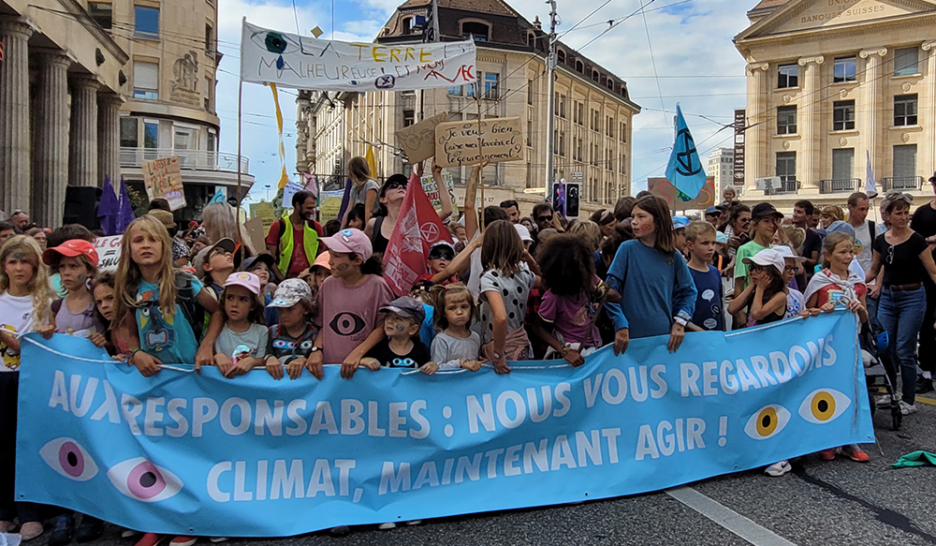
[552, 181, 566, 216]
[566, 182, 580, 218]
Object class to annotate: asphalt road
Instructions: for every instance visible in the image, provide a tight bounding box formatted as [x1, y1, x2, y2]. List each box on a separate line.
[21, 394, 936, 546]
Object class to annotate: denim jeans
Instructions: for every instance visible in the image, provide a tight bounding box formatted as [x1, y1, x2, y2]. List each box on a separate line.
[877, 287, 926, 404]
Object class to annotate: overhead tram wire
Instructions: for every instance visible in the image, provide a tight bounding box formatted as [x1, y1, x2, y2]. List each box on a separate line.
[563, 0, 694, 34]
[557, 0, 615, 39]
[638, 0, 667, 125]
[575, 0, 657, 51]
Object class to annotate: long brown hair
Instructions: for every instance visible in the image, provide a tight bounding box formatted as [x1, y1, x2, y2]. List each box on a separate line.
[0, 236, 53, 328]
[633, 195, 675, 254]
[348, 156, 372, 186]
[113, 215, 178, 325]
[481, 220, 524, 276]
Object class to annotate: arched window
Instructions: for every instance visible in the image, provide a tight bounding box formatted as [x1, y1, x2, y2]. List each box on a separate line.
[557, 50, 565, 64]
[527, 32, 535, 47]
[576, 60, 584, 73]
[461, 21, 490, 41]
[607, 79, 614, 91]
[402, 17, 413, 34]
[592, 70, 600, 82]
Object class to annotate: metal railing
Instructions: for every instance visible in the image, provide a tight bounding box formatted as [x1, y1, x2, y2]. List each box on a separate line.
[819, 178, 860, 194]
[119, 148, 249, 174]
[400, 93, 416, 111]
[765, 179, 799, 195]
[882, 176, 924, 191]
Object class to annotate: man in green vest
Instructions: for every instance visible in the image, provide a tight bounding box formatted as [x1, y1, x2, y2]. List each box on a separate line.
[265, 190, 324, 279]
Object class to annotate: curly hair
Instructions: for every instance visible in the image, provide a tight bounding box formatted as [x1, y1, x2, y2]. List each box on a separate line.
[536, 234, 594, 297]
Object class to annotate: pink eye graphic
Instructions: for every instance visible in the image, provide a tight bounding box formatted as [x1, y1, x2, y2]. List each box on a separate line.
[107, 457, 183, 503]
[39, 438, 99, 481]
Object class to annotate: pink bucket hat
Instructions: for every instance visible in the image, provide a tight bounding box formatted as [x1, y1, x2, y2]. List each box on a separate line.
[320, 228, 373, 262]
[223, 271, 261, 295]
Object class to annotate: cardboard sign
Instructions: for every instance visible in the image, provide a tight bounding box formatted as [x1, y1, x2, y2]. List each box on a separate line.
[318, 190, 345, 223]
[94, 235, 122, 272]
[249, 202, 276, 235]
[395, 112, 449, 164]
[142, 157, 186, 211]
[434, 117, 523, 168]
[420, 172, 458, 216]
[648, 177, 716, 211]
[242, 216, 266, 257]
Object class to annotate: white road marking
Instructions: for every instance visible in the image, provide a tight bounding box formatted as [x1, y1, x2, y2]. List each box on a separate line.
[667, 486, 798, 546]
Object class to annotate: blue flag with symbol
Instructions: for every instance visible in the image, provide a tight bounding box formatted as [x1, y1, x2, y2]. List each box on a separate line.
[665, 104, 707, 200]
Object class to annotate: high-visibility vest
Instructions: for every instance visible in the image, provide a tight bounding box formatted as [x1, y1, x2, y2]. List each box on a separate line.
[276, 217, 319, 276]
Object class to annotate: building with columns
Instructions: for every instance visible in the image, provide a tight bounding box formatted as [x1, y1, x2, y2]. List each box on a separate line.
[0, 0, 251, 228]
[734, 0, 936, 211]
[296, 0, 640, 217]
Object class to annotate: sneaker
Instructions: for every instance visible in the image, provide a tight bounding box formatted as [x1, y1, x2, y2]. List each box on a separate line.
[377, 523, 397, 530]
[765, 460, 792, 477]
[328, 526, 350, 537]
[134, 533, 163, 546]
[18, 522, 43, 542]
[842, 445, 870, 462]
[47, 514, 75, 546]
[122, 530, 142, 539]
[875, 394, 892, 408]
[208, 538, 228, 543]
[899, 401, 917, 415]
[404, 520, 422, 526]
[819, 449, 836, 461]
[915, 376, 934, 394]
[169, 536, 197, 546]
[76, 516, 105, 543]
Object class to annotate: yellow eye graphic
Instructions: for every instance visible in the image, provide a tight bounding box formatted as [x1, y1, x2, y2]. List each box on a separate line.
[798, 389, 850, 424]
[744, 404, 791, 440]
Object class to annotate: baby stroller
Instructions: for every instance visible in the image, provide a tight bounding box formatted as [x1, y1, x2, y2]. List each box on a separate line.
[861, 325, 901, 431]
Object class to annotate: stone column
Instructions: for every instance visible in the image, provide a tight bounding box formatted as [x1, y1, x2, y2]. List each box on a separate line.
[98, 93, 122, 188]
[69, 75, 100, 187]
[859, 48, 886, 185]
[745, 62, 769, 192]
[0, 19, 33, 216]
[798, 56, 824, 191]
[31, 52, 72, 229]
[922, 41, 936, 175]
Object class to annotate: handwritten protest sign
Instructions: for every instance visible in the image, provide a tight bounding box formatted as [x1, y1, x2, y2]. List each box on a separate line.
[243, 216, 266, 256]
[395, 112, 449, 164]
[648, 177, 716, 212]
[318, 190, 344, 222]
[281, 180, 306, 208]
[249, 202, 276, 235]
[240, 21, 477, 91]
[142, 157, 186, 211]
[93, 235, 122, 272]
[434, 117, 523, 167]
[421, 172, 458, 215]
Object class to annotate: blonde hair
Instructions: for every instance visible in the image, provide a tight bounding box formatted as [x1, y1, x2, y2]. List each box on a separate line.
[783, 225, 805, 250]
[821, 206, 844, 223]
[685, 220, 716, 242]
[113, 215, 178, 323]
[569, 220, 602, 252]
[348, 156, 372, 186]
[0, 236, 53, 328]
[202, 202, 257, 255]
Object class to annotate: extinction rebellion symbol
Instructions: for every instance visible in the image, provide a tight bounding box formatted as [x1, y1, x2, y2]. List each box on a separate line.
[675, 128, 702, 177]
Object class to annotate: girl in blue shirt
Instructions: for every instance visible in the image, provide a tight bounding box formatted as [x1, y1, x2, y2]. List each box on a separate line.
[605, 195, 697, 356]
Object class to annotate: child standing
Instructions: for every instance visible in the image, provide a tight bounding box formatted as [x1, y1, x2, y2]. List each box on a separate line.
[213, 272, 269, 378]
[0, 236, 55, 541]
[242, 253, 278, 327]
[308, 229, 394, 379]
[44, 240, 105, 340]
[728, 249, 788, 326]
[421, 284, 483, 375]
[194, 238, 237, 300]
[685, 222, 725, 332]
[774, 246, 806, 318]
[361, 297, 431, 370]
[264, 280, 318, 380]
[90, 271, 131, 355]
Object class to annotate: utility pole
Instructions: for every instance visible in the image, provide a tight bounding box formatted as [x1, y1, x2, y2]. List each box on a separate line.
[544, 0, 558, 201]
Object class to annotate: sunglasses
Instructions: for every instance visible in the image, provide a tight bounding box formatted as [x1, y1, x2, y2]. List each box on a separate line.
[208, 248, 231, 259]
[386, 180, 407, 191]
[536, 216, 552, 222]
[429, 248, 455, 260]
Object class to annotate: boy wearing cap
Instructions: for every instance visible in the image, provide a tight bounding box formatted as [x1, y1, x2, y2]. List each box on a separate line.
[264, 279, 319, 380]
[361, 297, 432, 369]
[43, 240, 104, 340]
[194, 238, 238, 300]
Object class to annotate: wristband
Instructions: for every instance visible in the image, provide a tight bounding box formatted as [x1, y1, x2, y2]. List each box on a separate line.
[674, 317, 688, 327]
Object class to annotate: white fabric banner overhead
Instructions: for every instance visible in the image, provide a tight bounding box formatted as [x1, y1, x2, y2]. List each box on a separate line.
[240, 21, 478, 91]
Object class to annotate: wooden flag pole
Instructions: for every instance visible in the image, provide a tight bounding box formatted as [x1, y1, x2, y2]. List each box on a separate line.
[476, 96, 485, 232]
[234, 17, 247, 253]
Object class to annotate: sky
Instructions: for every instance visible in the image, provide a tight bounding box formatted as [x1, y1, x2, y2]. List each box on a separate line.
[214, 0, 754, 204]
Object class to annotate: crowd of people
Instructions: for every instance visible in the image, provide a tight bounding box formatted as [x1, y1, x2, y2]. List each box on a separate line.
[1, 163, 936, 544]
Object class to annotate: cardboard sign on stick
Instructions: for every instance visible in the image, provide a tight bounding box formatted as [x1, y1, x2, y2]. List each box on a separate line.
[142, 157, 186, 211]
[434, 117, 523, 168]
[395, 112, 449, 164]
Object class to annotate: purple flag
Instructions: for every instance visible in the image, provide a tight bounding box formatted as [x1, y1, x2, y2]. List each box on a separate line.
[97, 176, 119, 235]
[116, 178, 136, 234]
[336, 178, 352, 224]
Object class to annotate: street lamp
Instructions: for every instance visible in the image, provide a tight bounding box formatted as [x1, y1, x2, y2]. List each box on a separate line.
[264, 184, 271, 201]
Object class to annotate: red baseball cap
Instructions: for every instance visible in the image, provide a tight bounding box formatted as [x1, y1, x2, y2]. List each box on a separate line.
[42, 239, 99, 267]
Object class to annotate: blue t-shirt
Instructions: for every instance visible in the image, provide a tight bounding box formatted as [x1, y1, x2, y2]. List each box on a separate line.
[688, 265, 725, 332]
[135, 278, 204, 364]
[419, 304, 436, 348]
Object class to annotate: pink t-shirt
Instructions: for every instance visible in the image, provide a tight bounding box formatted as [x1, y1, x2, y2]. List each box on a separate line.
[314, 274, 394, 364]
[538, 288, 602, 348]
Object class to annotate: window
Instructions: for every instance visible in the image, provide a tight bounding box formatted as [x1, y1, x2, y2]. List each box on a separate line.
[204, 76, 212, 110]
[576, 138, 582, 161]
[449, 85, 462, 96]
[894, 47, 919, 76]
[620, 154, 626, 174]
[557, 50, 565, 64]
[833, 100, 855, 131]
[119, 118, 138, 147]
[620, 121, 626, 142]
[466, 71, 479, 97]
[403, 111, 415, 127]
[133, 61, 158, 100]
[592, 70, 600, 83]
[894, 95, 918, 126]
[461, 22, 489, 41]
[205, 24, 214, 54]
[527, 81, 533, 104]
[591, 110, 599, 131]
[777, 106, 797, 135]
[527, 120, 532, 147]
[893, 144, 917, 178]
[832, 149, 854, 181]
[777, 63, 798, 88]
[89, 2, 112, 30]
[134, 6, 159, 38]
[559, 95, 566, 118]
[833, 57, 856, 83]
[143, 121, 158, 148]
[607, 79, 614, 91]
[577, 103, 584, 126]
[484, 73, 499, 99]
[559, 132, 565, 156]
[606, 116, 613, 138]
[553, 92, 559, 116]
[576, 60, 584, 74]
[402, 17, 412, 35]
[776, 152, 796, 183]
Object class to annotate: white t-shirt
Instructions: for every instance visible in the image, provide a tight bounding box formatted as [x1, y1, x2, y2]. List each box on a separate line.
[467, 231, 482, 297]
[0, 291, 38, 372]
[786, 289, 805, 319]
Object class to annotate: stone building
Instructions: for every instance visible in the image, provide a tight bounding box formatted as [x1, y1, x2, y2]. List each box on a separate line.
[296, 0, 640, 217]
[734, 0, 936, 211]
[0, 0, 252, 227]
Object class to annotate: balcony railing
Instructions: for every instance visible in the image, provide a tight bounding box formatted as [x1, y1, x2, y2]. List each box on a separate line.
[819, 178, 860, 194]
[119, 148, 249, 174]
[765, 179, 799, 195]
[400, 92, 416, 111]
[882, 176, 924, 192]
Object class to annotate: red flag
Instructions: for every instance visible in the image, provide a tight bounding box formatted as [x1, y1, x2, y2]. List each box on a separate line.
[383, 173, 452, 295]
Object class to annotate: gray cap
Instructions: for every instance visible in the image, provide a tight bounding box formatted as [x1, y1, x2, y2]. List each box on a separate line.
[267, 279, 313, 308]
[379, 296, 426, 324]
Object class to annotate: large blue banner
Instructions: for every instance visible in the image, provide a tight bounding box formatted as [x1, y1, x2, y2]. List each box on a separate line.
[17, 313, 873, 537]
